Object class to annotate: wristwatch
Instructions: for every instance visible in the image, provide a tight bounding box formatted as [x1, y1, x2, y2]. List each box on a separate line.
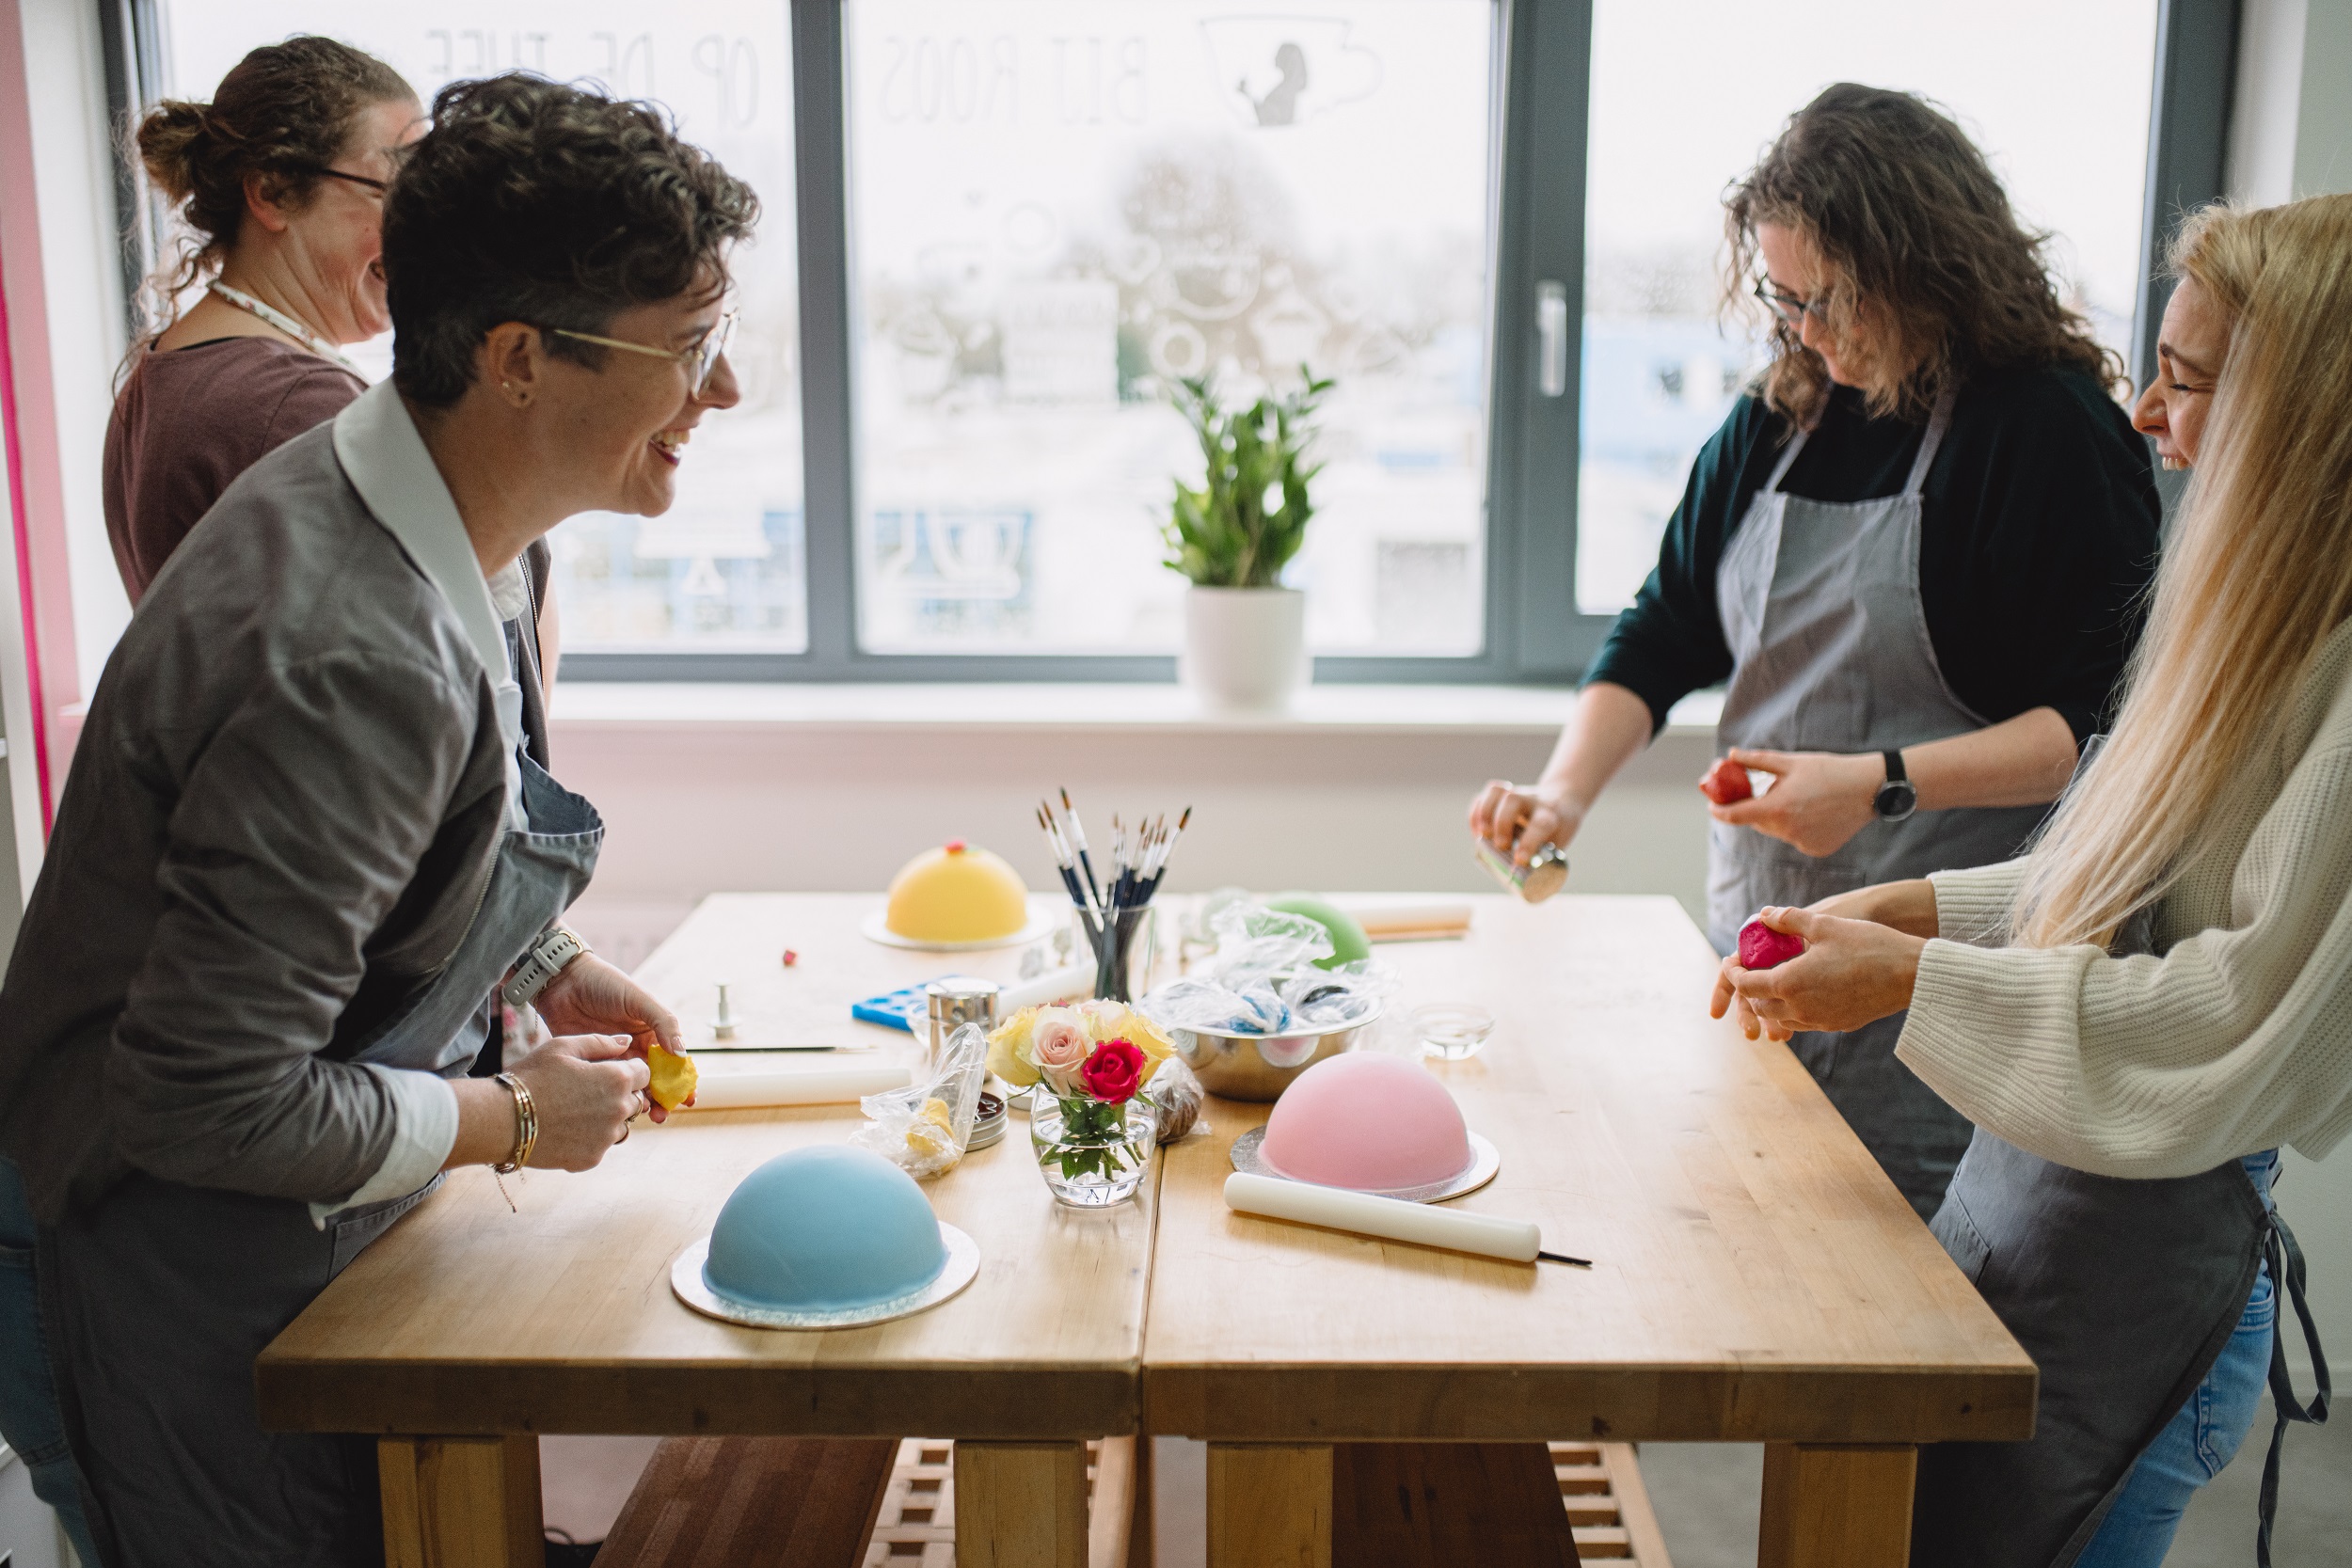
[502, 926, 589, 1008]
[1872, 750, 1918, 822]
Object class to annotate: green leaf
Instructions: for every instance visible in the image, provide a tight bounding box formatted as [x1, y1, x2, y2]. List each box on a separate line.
[1160, 368, 1332, 588]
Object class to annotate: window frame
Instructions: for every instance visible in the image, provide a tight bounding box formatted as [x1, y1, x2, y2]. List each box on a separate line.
[108, 0, 2233, 686]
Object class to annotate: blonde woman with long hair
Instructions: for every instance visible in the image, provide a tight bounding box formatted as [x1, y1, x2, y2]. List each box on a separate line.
[1717, 195, 2348, 1568]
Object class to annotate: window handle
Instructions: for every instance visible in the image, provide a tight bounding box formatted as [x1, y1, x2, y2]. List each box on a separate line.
[1536, 280, 1568, 398]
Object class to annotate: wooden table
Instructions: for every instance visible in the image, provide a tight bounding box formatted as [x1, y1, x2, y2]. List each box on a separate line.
[1143, 895, 2035, 1567]
[256, 894, 1146, 1568]
[259, 891, 2033, 1567]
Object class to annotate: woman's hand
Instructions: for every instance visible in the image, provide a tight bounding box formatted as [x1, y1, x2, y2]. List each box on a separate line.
[508, 1031, 652, 1170]
[1805, 878, 1940, 938]
[533, 953, 690, 1118]
[1708, 905, 1925, 1040]
[1707, 747, 1882, 856]
[1470, 780, 1583, 865]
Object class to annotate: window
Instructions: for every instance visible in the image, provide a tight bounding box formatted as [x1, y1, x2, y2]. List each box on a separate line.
[1576, 0, 2162, 615]
[145, 0, 808, 654]
[844, 0, 1496, 657]
[118, 0, 2201, 682]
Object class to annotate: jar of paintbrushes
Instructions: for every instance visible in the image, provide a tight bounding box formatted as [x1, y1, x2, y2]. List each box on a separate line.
[1035, 791, 1188, 1004]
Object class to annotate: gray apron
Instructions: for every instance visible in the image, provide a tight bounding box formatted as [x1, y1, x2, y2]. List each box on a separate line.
[1710, 390, 2046, 1218]
[41, 749, 601, 1568]
[1913, 910, 2329, 1567]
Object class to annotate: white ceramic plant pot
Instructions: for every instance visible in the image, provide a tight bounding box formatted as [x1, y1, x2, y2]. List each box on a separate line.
[1181, 586, 1308, 713]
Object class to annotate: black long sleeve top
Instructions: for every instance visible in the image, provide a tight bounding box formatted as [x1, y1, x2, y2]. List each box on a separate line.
[1586, 364, 2161, 748]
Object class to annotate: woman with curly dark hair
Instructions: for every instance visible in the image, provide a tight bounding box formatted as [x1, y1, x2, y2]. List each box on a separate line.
[0, 74, 754, 1567]
[1474, 84, 2161, 1218]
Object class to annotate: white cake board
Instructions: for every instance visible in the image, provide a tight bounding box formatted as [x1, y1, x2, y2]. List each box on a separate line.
[858, 906, 1062, 952]
[1228, 1127, 1502, 1204]
[670, 1224, 978, 1330]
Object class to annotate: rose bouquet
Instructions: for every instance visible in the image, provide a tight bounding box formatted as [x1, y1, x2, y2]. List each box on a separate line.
[989, 1000, 1175, 1199]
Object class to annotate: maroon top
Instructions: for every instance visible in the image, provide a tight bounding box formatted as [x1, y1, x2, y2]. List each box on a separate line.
[103, 337, 367, 604]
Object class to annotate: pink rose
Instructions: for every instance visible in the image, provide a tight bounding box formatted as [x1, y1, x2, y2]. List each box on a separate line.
[1030, 1009, 1090, 1071]
[1079, 1038, 1146, 1104]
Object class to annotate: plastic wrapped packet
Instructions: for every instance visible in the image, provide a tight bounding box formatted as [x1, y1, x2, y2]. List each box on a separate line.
[1142, 902, 1397, 1037]
[1152, 1057, 1206, 1143]
[1280, 958, 1398, 1026]
[852, 1021, 989, 1179]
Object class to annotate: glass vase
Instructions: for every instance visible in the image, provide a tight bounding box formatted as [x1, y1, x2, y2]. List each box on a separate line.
[1030, 1094, 1154, 1208]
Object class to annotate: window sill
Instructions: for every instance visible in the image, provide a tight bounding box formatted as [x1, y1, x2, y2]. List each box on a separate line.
[549, 682, 1724, 737]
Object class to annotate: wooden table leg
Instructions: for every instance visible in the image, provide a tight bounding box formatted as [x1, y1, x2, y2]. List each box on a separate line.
[1205, 1443, 1332, 1568]
[378, 1435, 543, 1568]
[1757, 1442, 1917, 1568]
[957, 1439, 1090, 1568]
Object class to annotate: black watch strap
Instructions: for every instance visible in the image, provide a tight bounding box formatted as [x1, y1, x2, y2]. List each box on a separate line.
[1883, 749, 1906, 784]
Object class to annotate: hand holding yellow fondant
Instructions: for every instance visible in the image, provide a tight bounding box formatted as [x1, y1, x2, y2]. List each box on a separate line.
[645, 1042, 699, 1111]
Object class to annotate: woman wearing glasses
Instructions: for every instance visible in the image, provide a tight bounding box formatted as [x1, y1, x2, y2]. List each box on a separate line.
[108, 39, 419, 598]
[1471, 84, 2159, 1218]
[1717, 196, 2348, 1568]
[0, 75, 751, 1566]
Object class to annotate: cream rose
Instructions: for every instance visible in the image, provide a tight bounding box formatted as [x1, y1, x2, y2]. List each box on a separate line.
[1030, 1007, 1090, 1070]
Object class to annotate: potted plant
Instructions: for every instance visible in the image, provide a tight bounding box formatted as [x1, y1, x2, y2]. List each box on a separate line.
[987, 1000, 1177, 1207]
[1163, 370, 1334, 712]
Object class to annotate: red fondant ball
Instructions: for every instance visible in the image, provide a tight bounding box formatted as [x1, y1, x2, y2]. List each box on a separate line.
[1699, 758, 1754, 805]
[1738, 919, 1805, 970]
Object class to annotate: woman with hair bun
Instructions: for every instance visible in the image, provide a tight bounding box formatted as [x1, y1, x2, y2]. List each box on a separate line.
[1473, 84, 2161, 1219]
[108, 36, 419, 599]
[1719, 196, 2350, 1567]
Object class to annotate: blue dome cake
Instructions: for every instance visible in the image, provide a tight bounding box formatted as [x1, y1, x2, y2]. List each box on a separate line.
[704, 1146, 948, 1312]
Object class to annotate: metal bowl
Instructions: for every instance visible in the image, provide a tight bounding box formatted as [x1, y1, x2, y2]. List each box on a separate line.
[1156, 1000, 1385, 1102]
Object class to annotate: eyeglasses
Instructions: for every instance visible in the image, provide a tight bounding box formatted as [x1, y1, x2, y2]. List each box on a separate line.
[294, 163, 389, 196]
[1754, 277, 1831, 327]
[548, 309, 738, 396]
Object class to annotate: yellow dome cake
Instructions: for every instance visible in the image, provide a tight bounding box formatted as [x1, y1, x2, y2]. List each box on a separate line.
[884, 841, 1030, 943]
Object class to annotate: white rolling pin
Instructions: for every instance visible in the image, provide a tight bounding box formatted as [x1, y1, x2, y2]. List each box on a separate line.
[1223, 1172, 1540, 1262]
[684, 1061, 912, 1109]
[996, 961, 1097, 1013]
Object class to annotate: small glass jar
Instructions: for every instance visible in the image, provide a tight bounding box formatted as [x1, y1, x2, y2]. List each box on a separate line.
[1030, 1094, 1154, 1207]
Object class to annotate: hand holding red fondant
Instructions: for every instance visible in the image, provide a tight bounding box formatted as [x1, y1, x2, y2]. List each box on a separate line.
[1709, 905, 1926, 1040]
[1698, 758, 1755, 805]
[1737, 916, 1805, 970]
[1705, 748, 1879, 856]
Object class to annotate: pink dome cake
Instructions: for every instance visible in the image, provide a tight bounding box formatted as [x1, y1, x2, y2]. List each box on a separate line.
[1259, 1053, 1472, 1192]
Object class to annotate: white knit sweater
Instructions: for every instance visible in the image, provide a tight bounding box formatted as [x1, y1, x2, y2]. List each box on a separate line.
[1896, 619, 2352, 1180]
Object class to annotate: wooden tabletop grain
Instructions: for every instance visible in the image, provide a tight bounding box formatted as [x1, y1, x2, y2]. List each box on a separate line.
[1141, 895, 2036, 1447]
[257, 894, 1152, 1441]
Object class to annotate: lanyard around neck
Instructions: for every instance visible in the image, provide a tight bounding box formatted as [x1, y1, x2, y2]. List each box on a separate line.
[206, 282, 362, 376]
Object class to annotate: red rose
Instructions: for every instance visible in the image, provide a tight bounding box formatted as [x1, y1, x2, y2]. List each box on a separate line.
[1078, 1037, 1146, 1104]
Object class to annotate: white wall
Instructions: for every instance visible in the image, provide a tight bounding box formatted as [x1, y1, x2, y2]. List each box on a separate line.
[2229, 0, 2352, 204]
[16, 0, 129, 696]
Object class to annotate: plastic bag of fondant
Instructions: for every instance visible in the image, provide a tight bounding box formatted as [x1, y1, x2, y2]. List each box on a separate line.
[1150, 1056, 1208, 1143]
[851, 1022, 989, 1180]
[1279, 958, 1397, 1026]
[1138, 973, 1293, 1034]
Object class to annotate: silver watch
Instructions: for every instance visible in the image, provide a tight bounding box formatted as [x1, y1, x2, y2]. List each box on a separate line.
[502, 926, 589, 1008]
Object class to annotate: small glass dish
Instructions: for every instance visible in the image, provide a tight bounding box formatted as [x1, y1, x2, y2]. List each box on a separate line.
[1412, 1003, 1496, 1061]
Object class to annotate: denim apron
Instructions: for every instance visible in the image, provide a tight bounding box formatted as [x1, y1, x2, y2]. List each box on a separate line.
[40, 751, 601, 1568]
[1710, 389, 2047, 1217]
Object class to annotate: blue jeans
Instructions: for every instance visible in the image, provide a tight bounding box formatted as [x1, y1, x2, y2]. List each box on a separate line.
[2075, 1151, 2279, 1568]
[0, 1154, 103, 1565]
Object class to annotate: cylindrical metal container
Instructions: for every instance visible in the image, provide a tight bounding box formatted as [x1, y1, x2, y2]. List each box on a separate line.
[925, 975, 999, 1068]
[1473, 840, 1568, 903]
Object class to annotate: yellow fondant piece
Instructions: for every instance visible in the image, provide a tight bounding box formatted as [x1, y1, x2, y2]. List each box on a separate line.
[646, 1043, 698, 1111]
[904, 1097, 958, 1157]
[883, 842, 1030, 943]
